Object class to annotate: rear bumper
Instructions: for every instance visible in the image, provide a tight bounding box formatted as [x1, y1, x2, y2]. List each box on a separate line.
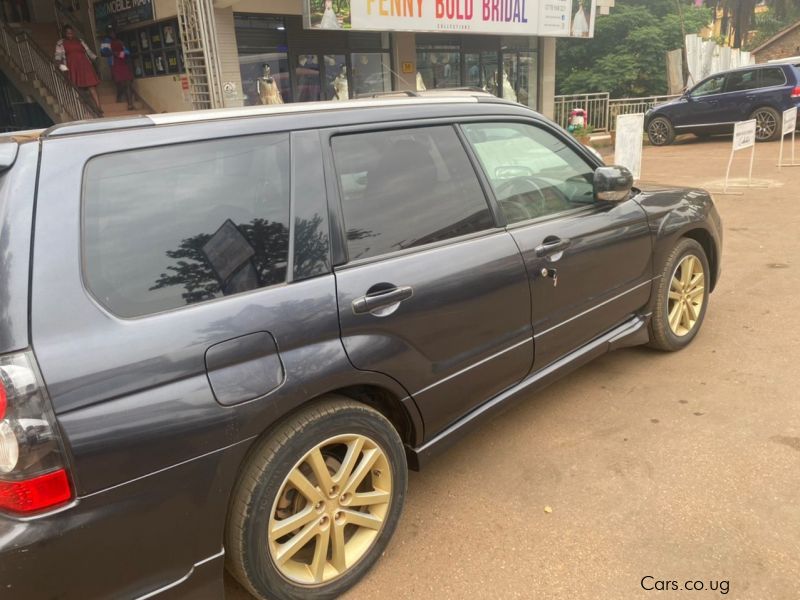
[0, 438, 251, 599]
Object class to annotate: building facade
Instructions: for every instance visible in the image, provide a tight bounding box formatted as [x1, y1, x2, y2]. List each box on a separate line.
[752, 21, 800, 64]
[91, 0, 601, 118]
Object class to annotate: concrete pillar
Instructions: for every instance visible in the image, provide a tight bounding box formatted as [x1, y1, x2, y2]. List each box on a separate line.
[214, 5, 245, 107]
[539, 36, 556, 119]
[391, 32, 416, 92]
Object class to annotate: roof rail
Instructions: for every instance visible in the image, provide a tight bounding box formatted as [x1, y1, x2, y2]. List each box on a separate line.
[357, 90, 419, 98]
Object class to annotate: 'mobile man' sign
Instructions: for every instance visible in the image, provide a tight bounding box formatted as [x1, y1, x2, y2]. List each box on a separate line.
[94, 0, 154, 32]
[305, 0, 597, 37]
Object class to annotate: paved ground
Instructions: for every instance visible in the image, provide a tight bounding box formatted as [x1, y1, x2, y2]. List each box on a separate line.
[226, 135, 800, 600]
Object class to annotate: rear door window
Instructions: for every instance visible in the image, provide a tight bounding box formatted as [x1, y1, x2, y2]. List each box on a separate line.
[83, 134, 291, 317]
[332, 125, 495, 261]
[725, 69, 758, 92]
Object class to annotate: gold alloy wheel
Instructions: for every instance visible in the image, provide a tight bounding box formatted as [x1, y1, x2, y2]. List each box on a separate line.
[268, 434, 392, 586]
[667, 254, 705, 337]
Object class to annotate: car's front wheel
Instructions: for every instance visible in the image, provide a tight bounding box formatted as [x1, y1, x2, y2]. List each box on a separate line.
[647, 116, 675, 146]
[226, 397, 407, 600]
[649, 238, 710, 351]
[752, 107, 781, 141]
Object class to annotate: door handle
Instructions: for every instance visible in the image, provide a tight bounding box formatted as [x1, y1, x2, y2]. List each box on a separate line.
[352, 285, 414, 315]
[534, 237, 571, 258]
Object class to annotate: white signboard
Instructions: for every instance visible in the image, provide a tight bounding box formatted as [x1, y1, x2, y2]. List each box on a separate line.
[733, 119, 757, 151]
[304, 0, 596, 37]
[782, 107, 797, 136]
[614, 113, 645, 180]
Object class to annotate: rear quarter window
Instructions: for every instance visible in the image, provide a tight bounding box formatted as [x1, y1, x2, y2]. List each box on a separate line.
[760, 67, 787, 88]
[83, 134, 291, 318]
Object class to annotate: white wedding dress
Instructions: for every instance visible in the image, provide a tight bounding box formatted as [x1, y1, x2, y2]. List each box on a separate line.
[572, 7, 589, 37]
[320, 6, 340, 29]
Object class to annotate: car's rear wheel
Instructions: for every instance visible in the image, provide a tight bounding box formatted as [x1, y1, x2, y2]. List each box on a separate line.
[226, 397, 407, 600]
[752, 107, 780, 141]
[649, 238, 710, 351]
[647, 117, 675, 146]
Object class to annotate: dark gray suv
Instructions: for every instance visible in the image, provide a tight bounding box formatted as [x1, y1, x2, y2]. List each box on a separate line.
[0, 94, 722, 600]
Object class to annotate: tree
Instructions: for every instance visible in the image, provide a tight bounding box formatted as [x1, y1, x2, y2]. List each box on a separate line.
[557, 1, 711, 97]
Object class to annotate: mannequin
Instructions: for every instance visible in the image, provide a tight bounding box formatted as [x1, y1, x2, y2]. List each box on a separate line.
[319, 0, 340, 29]
[415, 71, 426, 91]
[257, 64, 283, 105]
[332, 65, 348, 101]
[501, 70, 518, 103]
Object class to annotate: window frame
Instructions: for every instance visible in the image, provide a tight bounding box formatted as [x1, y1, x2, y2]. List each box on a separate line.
[323, 119, 506, 268]
[79, 130, 326, 320]
[456, 117, 603, 229]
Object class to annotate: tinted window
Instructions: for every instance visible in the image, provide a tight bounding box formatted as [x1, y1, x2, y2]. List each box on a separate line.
[691, 75, 725, 97]
[333, 126, 494, 261]
[464, 123, 595, 224]
[726, 69, 758, 92]
[760, 67, 786, 88]
[84, 134, 290, 317]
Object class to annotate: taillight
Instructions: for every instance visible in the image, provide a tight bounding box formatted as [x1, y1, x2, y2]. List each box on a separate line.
[792, 86, 800, 98]
[0, 351, 72, 514]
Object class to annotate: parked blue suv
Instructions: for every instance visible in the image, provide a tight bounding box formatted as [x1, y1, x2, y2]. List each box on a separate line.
[646, 62, 800, 145]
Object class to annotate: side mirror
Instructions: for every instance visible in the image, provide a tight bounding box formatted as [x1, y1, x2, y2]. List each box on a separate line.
[594, 165, 633, 202]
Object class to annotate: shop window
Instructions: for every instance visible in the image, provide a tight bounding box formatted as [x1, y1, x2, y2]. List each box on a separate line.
[236, 15, 291, 105]
[235, 14, 389, 105]
[123, 19, 184, 79]
[351, 53, 391, 96]
[417, 47, 461, 90]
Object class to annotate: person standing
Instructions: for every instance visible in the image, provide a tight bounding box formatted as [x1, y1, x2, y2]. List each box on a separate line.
[101, 26, 134, 110]
[55, 25, 102, 113]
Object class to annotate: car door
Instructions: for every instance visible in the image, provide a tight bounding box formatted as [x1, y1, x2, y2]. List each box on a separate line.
[719, 68, 761, 122]
[677, 74, 729, 128]
[461, 121, 653, 369]
[329, 124, 533, 436]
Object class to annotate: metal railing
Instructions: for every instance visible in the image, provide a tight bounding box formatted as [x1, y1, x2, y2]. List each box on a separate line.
[0, 22, 100, 122]
[554, 92, 680, 132]
[608, 94, 679, 126]
[553, 92, 610, 132]
[53, 0, 93, 54]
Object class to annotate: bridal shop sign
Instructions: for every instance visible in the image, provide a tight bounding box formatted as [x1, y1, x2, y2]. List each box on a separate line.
[305, 0, 596, 37]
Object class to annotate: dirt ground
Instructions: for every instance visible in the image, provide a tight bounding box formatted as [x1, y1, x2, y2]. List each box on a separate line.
[225, 135, 800, 600]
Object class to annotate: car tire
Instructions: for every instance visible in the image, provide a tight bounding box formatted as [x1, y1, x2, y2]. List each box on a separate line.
[648, 238, 710, 352]
[225, 397, 408, 600]
[647, 116, 675, 146]
[751, 107, 781, 142]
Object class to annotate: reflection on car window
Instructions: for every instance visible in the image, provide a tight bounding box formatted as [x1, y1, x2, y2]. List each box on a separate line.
[691, 75, 725, 97]
[760, 67, 786, 88]
[333, 126, 494, 261]
[726, 70, 758, 92]
[463, 123, 595, 225]
[83, 134, 291, 317]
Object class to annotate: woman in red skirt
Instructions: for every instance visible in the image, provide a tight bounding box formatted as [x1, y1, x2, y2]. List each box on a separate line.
[54, 25, 101, 113]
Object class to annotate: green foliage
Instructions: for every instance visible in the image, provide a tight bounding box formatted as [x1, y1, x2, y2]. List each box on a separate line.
[557, 3, 712, 97]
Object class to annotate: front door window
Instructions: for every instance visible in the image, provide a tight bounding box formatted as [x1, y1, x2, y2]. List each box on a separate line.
[463, 122, 595, 223]
[690, 75, 725, 98]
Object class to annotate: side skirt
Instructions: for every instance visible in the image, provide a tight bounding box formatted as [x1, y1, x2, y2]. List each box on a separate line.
[406, 314, 650, 470]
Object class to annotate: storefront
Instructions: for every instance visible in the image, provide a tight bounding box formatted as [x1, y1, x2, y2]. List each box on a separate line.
[415, 33, 538, 107]
[87, 0, 597, 117]
[234, 14, 392, 105]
